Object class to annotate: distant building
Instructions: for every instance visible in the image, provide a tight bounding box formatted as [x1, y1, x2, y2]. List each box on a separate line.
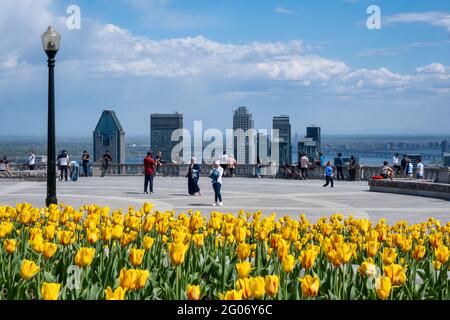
[233, 107, 254, 164]
[443, 153, 450, 167]
[273, 116, 292, 165]
[257, 131, 269, 160]
[441, 140, 449, 154]
[150, 112, 183, 163]
[298, 138, 319, 162]
[93, 110, 125, 164]
[306, 125, 321, 153]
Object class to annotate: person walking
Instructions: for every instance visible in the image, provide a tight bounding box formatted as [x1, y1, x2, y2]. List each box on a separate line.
[144, 152, 156, 194]
[323, 161, 334, 188]
[334, 153, 345, 181]
[57, 150, 69, 181]
[82, 151, 90, 177]
[28, 151, 36, 170]
[393, 153, 401, 176]
[300, 153, 310, 180]
[187, 157, 201, 195]
[100, 151, 112, 177]
[69, 160, 80, 182]
[228, 154, 237, 177]
[256, 156, 262, 179]
[210, 160, 224, 207]
[221, 151, 229, 177]
[416, 158, 424, 179]
[348, 155, 357, 182]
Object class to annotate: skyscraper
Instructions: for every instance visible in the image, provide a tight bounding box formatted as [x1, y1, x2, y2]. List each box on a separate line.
[306, 125, 321, 153]
[93, 110, 125, 164]
[298, 138, 319, 161]
[233, 106, 254, 164]
[273, 116, 292, 165]
[441, 140, 449, 154]
[150, 112, 183, 163]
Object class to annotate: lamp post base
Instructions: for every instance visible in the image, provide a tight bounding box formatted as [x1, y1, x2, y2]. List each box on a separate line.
[45, 196, 58, 207]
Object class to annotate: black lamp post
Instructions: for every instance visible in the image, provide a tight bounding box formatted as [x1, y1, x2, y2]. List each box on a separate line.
[42, 26, 61, 207]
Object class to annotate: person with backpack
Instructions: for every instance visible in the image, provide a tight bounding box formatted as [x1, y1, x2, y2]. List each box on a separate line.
[210, 160, 224, 207]
[144, 152, 156, 194]
[334, 153, 345, 181]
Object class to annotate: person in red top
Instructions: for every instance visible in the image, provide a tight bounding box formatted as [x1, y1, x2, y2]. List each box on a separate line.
[144, 152, 157, 194]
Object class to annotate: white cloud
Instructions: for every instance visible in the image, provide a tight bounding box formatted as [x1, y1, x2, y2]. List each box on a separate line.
[274, 7, 294, 15]
[385, 11, 450, 32]
[416, 63, 447, 74]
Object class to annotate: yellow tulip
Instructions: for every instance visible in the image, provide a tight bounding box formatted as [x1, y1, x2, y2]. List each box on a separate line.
[58, 230, 74, 246]
[236, 278, 252, 299]
[381, 247, 397, 265]
[20, 259, 40, 280]
[192, 234, 204, 247]
[237, 243, 251, 260]
[74, 247, 95, 268]
[264, 275, 279, 297]
[365, 240, 380, 258]
[105, 286, 127, 300]
[383, 264, 406, 286]
[169, 242, 188, 266]
[3, 239, 16, 255]
[412, 245, 426, 261]
[299, 275, 320, 298]
[300, 246, 320, 270]
[250, 276, 265, 299]
[143, 202, 153, 214]
[282, 254, 295, 273]
[276, 239, 290, 261]
[120, 268, 138, 290]
[112, 225, 124, 239]
[375, 276, 391, 300]
[42, 242, 58, 259]
[335, 242, 355, 265]
[358, 258, 377, 277]
[187, 284, 201, 300]
[236, 261, 252, 279]
[41, 282, 61, 300]
[234, 227, 247, 243]
[87, 228, 100, 244]
[435, 245, 449, 264]
[219, 290, 243, 300]
[130, 248, 145, 267]
[142, 236, 155, 250]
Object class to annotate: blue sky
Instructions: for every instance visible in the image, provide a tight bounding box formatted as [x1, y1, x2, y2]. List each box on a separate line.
[0, 0, 449, 136]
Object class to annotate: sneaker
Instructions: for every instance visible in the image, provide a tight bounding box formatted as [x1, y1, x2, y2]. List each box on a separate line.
[212, 203, 217, 207]
[218, 202, 223, 207]
[144, 192, 148, 194]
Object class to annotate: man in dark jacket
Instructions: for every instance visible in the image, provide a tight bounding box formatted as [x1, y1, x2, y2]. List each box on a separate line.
[144, 152, 156, 194]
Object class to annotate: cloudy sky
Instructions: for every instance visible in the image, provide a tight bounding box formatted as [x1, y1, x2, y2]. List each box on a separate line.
[0, 0, 449, 136]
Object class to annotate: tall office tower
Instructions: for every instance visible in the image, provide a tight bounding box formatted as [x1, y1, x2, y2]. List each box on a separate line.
[298, 138, 319, 161]
[93, 109, 125, 164]
[150, 112, 183, 163]
[273, 116, 292, 165]
[306, 125, 321, 153]
[441, 140, 449, 154]
[233, 106, 255, 164]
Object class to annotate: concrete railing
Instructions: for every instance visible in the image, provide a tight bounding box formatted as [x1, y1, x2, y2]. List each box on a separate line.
[3, 163, 450, 183]
[369, 179, 450, 201]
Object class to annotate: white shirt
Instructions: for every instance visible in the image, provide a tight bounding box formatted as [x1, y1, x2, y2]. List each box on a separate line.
[221, 154, 228, 164]
[393, 156, 400, 165]
[28, 154, 36, 166]
[59, 155, 69, 166]
[417, 163, 424, 176]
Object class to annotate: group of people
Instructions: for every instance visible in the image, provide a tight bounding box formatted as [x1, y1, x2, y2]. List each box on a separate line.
[143, 152, 225, 207]
[380, 154, 424, 180]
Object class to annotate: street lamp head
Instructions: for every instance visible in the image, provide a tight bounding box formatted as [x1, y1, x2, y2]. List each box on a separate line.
[41, 26, 61, 53]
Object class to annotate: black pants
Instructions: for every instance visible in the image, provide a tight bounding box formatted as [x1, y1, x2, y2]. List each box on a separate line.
[83, 163, 89, 177]
[349, 169, 356, 181]
[59, 165, 68, 181]
[229, 168, 235, 176]
[324, 176, 334, 187]
[29, 165, 35, 170]
[144, 174, 154, 193]
[221, 165, 228, 176]
[301, 168, 308, 179]
[393, 165, 401, 175]
[213, 183, 222, 202]
[336, 166, 344, 180]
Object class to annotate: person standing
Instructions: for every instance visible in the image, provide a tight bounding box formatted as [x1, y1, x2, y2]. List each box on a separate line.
[187, 157, 201, 195]
[416, 158, 424, 179]
[28, 151, 36, 170]
[228, 154, 237, 177]
[0, 156, 9, 172]
[256, 156, 262, 179]
[69, 160, 80, 182]
[323, 161, 334, 188]
[155, 151, 165, 175]
[334, 153, 345, 181]
[405, 159, 414, 178]
[300, 153, 310, 180]
[210, 160, 224, 207]
[100, 151, 112, 177]
[221, 151, 229, 177]
[57, 150, 69, 181]
[400, 155, 408, 177]
[348, 155, 357, 182]
[319, 153, 325, 166]
[393, 153, 401, 176]
[144, 152, 156, 194]
[82, 151, 90, 177]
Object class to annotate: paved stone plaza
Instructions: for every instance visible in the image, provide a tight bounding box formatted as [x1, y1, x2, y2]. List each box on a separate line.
[0, 176, 449, 224]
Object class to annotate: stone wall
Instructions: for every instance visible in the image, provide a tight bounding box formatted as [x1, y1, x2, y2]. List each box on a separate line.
[369, 179, 450, 201]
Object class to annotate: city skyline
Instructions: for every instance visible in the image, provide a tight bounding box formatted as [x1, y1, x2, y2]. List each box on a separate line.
[0, 0, 450, 137]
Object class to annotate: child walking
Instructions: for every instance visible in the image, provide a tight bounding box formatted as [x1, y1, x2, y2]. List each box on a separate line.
[210, 160, 224, 207]
[323, 161, 334, 188]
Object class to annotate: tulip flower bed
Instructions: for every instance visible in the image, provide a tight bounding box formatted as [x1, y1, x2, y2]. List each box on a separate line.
[0, 203, 449, 300]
